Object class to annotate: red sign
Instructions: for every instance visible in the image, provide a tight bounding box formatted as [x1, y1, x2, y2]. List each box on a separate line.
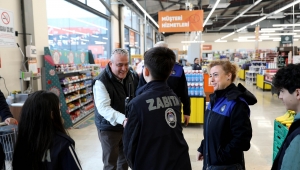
[158, 10, 204, 32]
[203, 45, 212, 50]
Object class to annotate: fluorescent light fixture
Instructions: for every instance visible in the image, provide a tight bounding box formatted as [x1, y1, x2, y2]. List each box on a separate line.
[102, 37, 108, 40]
[204, 0, 221, 26]
[239, 36, 255, 38]
[273, 0, 300, 14]
[273, 39, 281, 41]
[237, 26, 247, 32]
[293, 30, 300, 32]
[132, 0, 159, 28]
[219, 0, 262, 30]
[237, 40, 256, 42]
[294, 39, 299, 41]
[215, 39, 227, 42]
[250, 16, 267, 25]
[273, 24, 300, 27]
[261, 28, 284, 31]
[181, 41, 205, 43]
[259, 30, 276, 33]
[261, 33, 297, 36]
[294, 35, 300, 37]
[221, 32, 235, 39]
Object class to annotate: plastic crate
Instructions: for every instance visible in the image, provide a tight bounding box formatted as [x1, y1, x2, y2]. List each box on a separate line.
[274, 120, 289, 138]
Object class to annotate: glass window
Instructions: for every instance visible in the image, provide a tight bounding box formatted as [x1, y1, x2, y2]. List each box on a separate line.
[134, 33, 140, 54]
[87, 0, 110, 16]
[47, 0, 111, 59]
[146, 38, 153, 50]
[124, 7, 132, 27]
[124, 28, 129, 46]
[147, 25, 153, 39]
[132, 12, 139, 31]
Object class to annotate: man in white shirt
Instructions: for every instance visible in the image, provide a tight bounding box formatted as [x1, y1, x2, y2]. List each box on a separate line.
[93, 48, 137, 170]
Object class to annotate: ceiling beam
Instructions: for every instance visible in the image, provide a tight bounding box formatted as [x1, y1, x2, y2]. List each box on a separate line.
[159, 1, 165, 10]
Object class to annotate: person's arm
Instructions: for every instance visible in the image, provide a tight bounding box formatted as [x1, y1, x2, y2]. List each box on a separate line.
[218, 101, 252, 163]
[93, 80, 125, 126]
[179, 71, 191, 116]
[0, 90, 15, 123]
[61, 144, 82, 170]
[280, 135, 300, 170]
[123, 102, 140, 168]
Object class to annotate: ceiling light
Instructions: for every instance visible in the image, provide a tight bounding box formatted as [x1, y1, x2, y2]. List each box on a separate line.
[261, 28, 284, 31]
[218, 0, 262, 30]
[259, 30, 276, 33]
[132, 0, 159, 28]
[215, 39, 227, 42]
[273, 24, 300, 27]
[181, 41, 205, 43]
[204, 0, 221, 26]
[273, 39, 281, 41]
[273, 0, 300, 14]
[261, 33, 297, 36]
[294, 35, 300, 37]
[294, 39, 299, 41]
[221, 32, 235, 39]
[239, 36, 255, 38]
[293, 30, 300, 32]
[237, 26, 247, 32]
[250, 16, 266, 25]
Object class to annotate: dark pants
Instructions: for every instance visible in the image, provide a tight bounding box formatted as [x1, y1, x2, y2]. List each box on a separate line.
[97, 129, 128, 170]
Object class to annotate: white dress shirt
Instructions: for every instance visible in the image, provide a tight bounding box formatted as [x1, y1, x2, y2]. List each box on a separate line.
[93, 80, 125, 126]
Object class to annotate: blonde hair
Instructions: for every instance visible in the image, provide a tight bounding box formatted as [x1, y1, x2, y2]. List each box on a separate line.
[208, 60, 238, 82]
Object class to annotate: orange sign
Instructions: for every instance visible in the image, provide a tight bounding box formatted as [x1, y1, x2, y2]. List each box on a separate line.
[130, 30, 135, 46]
[203, 45, 212, 50]
[158, 10, 204, 33]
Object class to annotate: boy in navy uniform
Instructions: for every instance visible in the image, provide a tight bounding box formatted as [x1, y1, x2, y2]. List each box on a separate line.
[123, 47, 191, 170]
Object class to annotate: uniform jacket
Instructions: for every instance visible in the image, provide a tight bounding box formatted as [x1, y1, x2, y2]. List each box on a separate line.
[41, 132, 82, 170]
[137, 63, 191, 116]
[123, 81, 191, 170]
[0, 90, 13, 121]
[198, 83, 256, 170]
[272, 115, 300, 170]
[93, 64, 137, 131]
[192, 63, 202, 70]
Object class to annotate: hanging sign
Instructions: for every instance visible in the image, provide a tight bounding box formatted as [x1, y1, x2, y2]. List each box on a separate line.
[0, 8, 15, 47]
[158, 10, 204, 32]
[280, 35, 293, 45]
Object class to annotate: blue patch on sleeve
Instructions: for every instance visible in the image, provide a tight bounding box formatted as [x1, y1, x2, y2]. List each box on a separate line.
[170, 64, 183, 78]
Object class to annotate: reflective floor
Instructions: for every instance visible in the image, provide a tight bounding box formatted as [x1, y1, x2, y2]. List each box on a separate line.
[68, 81, 286, 170]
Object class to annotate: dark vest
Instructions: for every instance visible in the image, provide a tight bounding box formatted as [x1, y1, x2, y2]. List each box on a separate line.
[93, 64, 136, 131]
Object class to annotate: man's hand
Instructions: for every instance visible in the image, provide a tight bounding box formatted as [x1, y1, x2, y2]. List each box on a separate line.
[197, 152, 204, 161]
[5, 118, 18, 125]
[123, 118, 128, 128]
[184, 115, 190, 126]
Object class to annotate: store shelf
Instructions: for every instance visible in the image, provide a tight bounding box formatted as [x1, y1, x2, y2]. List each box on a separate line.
[81, 99, 93, 107]
[68, 105, 81, 113]
[63, 84, 92, 95]
[57, 68, 92, 74]
[61, 76, 92, 85]
[72, 108, 95, 124]
[65, 91, 93, 103]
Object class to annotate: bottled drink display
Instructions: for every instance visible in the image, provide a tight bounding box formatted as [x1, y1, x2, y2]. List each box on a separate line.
[185, 70, 204, 97]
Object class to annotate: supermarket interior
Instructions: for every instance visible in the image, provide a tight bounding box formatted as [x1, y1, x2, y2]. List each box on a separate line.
[1, 0, 300, 169]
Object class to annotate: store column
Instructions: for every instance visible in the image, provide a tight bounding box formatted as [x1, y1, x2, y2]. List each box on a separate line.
[23, 0, 49, 90]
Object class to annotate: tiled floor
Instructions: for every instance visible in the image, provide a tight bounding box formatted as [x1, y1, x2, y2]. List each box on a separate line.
[68, 81, 286, 170]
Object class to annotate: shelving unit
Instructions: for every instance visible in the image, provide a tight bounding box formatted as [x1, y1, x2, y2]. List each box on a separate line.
[277, 46, 297, 68]
[245, 61, 266, 85]
[43, 47, 101, 128]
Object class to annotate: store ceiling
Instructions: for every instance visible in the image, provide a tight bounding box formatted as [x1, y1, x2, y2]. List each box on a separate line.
[124, 0, 300, 36]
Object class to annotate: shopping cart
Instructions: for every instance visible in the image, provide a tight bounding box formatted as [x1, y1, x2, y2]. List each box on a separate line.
[0, 124, 18, 170]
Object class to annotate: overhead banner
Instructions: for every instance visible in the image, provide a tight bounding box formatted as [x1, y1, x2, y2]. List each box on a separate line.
[0, 8, 15, 47]
[158, 10, 203, 33]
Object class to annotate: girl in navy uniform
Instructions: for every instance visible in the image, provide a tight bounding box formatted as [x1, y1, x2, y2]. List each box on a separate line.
[12, 91, 82, 170]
